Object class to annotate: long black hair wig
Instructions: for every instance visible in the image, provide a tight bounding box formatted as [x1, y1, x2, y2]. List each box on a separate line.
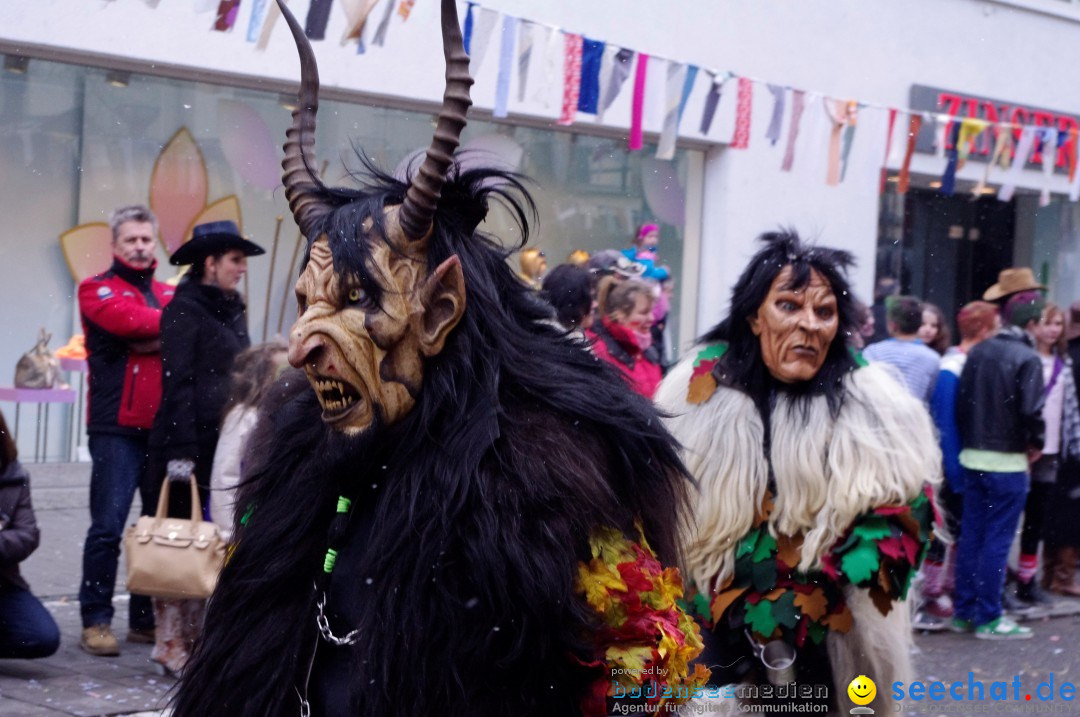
[700, 230, 860, 417]
[171, 158, 691, 717]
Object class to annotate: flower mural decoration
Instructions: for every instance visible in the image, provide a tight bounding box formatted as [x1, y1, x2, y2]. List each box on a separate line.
[60, 127, 243, 283]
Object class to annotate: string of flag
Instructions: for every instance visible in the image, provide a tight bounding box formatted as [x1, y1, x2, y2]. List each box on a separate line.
[196, 0, 1080, 202]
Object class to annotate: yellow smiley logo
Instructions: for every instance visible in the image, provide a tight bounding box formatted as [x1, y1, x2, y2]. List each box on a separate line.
[847, 675, 876, 706]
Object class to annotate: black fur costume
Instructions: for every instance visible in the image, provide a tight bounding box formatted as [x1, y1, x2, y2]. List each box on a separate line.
[170, 158, 694, 715]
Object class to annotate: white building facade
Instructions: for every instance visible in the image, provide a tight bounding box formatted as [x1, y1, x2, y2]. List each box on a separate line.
[2, 0, 1079, 458]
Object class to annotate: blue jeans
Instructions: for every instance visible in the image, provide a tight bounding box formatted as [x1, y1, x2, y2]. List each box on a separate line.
[0, 584, 60, 658]
[953, 468, 1029, 626]
[79, 434, 154, 630]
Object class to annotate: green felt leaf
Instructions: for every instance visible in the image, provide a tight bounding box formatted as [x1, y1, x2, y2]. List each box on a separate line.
[771, 591, 799, 629]
[852, 516, 893, 542]
[752, 532, 777, 562]
[694, 343, 728, 366]
[744, 598, 779, 638]
[751, 556, 778, 593]
[840, 538, 881, 585]
[807, 620, 827, 645]
[736, 530, 760, 559]
[833, 531, 860, 555]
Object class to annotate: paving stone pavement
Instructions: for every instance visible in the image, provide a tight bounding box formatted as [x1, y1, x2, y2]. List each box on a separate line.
[6, 462, 1080, 716]
[0, 462, 172, 716]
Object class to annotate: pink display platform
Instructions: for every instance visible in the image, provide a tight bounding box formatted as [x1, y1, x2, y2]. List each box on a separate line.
[0, 387, 77, 403]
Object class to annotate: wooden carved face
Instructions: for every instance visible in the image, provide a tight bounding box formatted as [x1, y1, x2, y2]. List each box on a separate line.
[748, 267, 839, 384]
[287, 208, 466, 435]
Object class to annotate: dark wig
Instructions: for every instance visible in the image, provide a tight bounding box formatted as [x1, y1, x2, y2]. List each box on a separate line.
[541, 263, 593, 328]
[173, 155, 691, 717]
[699, 230, 860, 417]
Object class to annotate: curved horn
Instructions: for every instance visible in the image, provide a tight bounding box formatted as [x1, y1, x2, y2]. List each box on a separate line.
[278, 0, 332, 240]
[398, 0, 474, 241]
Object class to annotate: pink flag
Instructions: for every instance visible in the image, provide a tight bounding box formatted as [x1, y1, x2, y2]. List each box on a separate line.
[629, 53, 650, 151]
[558, 33, 584, 126]
[731, 77, 753, 149]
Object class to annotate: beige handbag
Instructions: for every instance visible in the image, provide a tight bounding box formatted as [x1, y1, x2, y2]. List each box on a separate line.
[124, 476, 226, 600]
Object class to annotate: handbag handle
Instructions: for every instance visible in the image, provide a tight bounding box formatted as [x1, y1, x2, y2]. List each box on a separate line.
[154, 474, 203, 525]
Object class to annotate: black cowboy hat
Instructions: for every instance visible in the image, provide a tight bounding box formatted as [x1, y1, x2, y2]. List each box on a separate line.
[169, 220, 266, 266]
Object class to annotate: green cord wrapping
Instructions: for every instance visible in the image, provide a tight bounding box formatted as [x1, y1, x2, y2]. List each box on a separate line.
[321, 496, 352, 574]
[239, 503, 256, 527]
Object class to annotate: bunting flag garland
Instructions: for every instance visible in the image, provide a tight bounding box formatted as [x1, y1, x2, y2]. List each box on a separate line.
[304, 0, 334, 40]
[245, 0, 268, 41]
[975, 128, 1012, 196]
[998, 125, 1038, 203]
[781, 89, 806, 172]
[956, 118, 988, 170]
[656, 61, 688, 160]
[463, 2, 475, 51]
[940, 121, 962, 196]
[678, 65, 698, 124]
[1062, 129, 1080, 199]
[532, 24, 561, 108]
[1067, 127, 1078, 183]
[255, 0, 283, 49]
[492, 15, 518, 118]
[629, 53, 650, 150]
[467, 7, 498, 77]
[515, 20, 535, 102]
[839, 104, 858, 182]
[765, 84, 786, 146]
[1040, 128, 1057, 207]
[824, 99, 848, 185]
[371, 0, 396, 46]
[699, 73, 724, 135]
[341, 0, 381, 45]
[213, 0, 241, 31]
[598, 48, 634, 121]
[577, 38, 605, 114]
[398, 0, 416, 21]
[730, 77, 753, 149]
[897, 114, 923, 194]
[558, 33, 584, 126]
[878, 108, 898, 191]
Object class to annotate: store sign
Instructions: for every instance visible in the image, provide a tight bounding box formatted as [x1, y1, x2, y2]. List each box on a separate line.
[909, 84, 1079, 169]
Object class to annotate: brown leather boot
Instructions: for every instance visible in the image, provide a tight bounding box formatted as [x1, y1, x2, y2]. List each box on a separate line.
[1049, 546, 1080, 597]
[1042, 546, 1059, 591]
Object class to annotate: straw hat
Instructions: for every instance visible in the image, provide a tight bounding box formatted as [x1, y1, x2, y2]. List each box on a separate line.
[982, 267, 1045, 302]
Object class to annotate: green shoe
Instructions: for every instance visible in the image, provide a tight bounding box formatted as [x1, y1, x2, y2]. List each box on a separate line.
[975, 616, 1033, 640]
[949, 617, 974, 633]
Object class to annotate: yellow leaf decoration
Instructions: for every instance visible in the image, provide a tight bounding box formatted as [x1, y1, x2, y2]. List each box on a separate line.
[60, 223, 113, 283]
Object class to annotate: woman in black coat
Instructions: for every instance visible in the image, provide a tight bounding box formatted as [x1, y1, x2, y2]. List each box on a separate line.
[0, 409, 60, 659]
[145, 220, 263, 676]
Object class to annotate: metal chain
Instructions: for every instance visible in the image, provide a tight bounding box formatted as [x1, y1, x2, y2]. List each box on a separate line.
[315, 593, 360, 646]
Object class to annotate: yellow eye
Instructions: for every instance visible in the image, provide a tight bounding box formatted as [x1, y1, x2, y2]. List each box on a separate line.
[348, 288, 362, 303]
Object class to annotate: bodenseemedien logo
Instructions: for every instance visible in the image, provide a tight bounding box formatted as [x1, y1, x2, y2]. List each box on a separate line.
[848, 675, 877, 714]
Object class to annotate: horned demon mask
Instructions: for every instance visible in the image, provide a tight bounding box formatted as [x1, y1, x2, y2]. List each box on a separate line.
[279, 0, 471, 435]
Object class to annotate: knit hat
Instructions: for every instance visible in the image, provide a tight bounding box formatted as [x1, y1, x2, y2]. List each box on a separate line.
[1002, 290, 1046, 328]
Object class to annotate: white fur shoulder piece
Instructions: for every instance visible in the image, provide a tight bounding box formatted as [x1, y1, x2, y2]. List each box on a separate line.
[657, 356, 942, 584]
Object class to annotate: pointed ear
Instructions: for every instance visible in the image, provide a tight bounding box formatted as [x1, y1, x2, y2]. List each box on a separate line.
[419, 255, 466, 356]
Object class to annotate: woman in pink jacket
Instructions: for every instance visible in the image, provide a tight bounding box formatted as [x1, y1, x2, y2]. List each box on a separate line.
[588, 279, 662, 399]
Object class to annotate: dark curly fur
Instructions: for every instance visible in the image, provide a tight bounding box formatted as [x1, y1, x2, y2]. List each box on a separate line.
[171, 162, 690, 716]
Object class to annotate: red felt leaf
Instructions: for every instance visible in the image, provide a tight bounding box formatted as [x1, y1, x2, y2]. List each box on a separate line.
[618, 562, 655, 593]
[900, 533, 920, 564]
[874, 505, 909, 516]
[878, 536, 906, 560]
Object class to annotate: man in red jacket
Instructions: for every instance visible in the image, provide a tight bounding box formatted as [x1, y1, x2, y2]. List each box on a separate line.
[77, 205, 174, 656]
